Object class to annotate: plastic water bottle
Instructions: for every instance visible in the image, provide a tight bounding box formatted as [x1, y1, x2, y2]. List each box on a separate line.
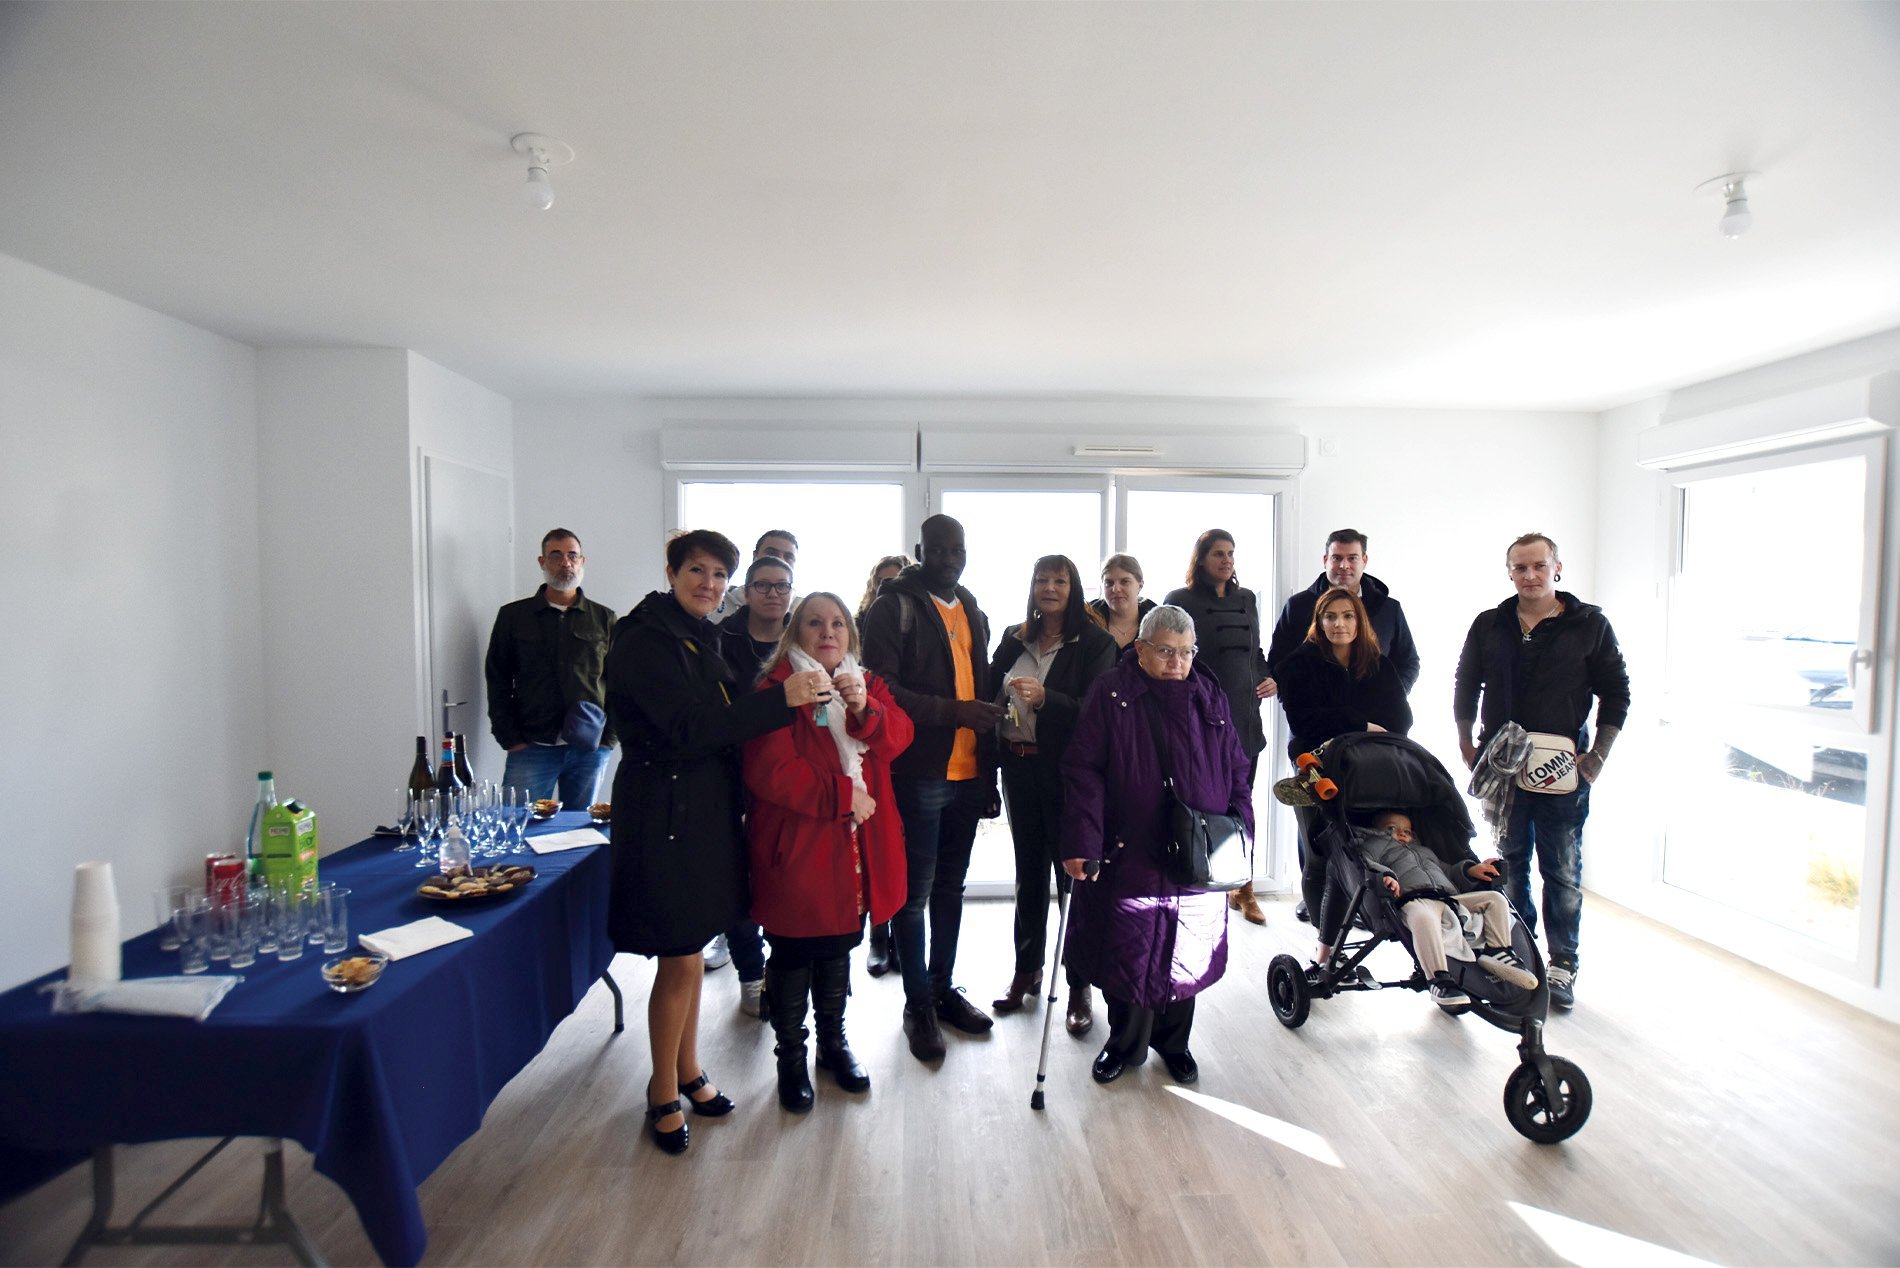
[245, 771, 277, 874]
[439, 818, 471, 875]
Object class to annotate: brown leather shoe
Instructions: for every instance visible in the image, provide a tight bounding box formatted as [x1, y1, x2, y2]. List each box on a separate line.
[1065, 984, 1095, 1036]
[992, 970, 1042, 1013]
[1229, 881, 1266, 925]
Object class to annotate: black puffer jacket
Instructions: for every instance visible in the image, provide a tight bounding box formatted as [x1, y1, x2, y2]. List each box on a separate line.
[860, 566, 999, 783]
[1161, 581, 1268, 758]
[604, 591, 793, 954]
[1453, 592, 1631, 749]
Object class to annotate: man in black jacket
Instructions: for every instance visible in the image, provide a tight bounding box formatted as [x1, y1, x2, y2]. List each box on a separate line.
[1264, 528, 1420, 693]
[1454, 533, 1630, 1010]
[484, 528, 617, 810]
[860, 514, 1004, 1061]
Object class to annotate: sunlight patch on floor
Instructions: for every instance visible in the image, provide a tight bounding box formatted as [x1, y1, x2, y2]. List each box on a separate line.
[1164, 1086, 1344, 1168]
[1508, 1201, 1723, 1267]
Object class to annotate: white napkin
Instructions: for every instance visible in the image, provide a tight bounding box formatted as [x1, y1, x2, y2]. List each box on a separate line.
[51, 975, 241, 1022]
[359, 916, 474, 960]
[527, 827, 608, 854]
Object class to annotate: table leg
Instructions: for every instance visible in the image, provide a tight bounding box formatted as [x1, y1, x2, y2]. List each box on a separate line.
[56, 1137, 327, 1267]
[602, 967, 625, 1033]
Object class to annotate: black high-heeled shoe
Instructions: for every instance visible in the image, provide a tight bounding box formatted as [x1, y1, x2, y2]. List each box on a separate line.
[680, 1071, 736, 1117]
[644, 1098, 689, 1154]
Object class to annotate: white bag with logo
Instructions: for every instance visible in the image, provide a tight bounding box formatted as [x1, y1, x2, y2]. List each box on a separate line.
[1517, 732, 1580, 793]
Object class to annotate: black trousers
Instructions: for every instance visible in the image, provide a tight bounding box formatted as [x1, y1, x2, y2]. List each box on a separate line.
[1103, 992, 1196, 1058]
[1000, 752, 1083, 985]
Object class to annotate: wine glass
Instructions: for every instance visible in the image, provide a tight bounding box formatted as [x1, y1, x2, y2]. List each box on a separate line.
[394, 789, 419, 853]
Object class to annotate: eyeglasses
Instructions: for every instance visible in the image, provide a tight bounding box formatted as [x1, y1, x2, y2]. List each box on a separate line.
[748, 581, 793, 595]
[1138, 640, 1198, 662]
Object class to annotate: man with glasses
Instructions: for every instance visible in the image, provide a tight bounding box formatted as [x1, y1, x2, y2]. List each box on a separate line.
[713, 529, 798, 621]
[483, 527, 617, 810]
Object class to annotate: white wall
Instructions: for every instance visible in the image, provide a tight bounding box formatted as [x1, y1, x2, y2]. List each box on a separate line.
[0, 252, 264, 987]
[256, 348, 416, 853]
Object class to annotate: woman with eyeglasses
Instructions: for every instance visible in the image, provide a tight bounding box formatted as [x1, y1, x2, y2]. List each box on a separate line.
[1274, 585, 1413, 968]
[985, 554, 1117, 1034]
[1058, 604, 1253, 1086]
[1163, 529, 1272, 923]
[719, 556, 796, 688]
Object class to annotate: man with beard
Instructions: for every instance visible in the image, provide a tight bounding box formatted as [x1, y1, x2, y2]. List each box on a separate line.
[483, 527, 618, 809]
[861, 514, 1004, 1060]
[1263, 528, 1420, 694]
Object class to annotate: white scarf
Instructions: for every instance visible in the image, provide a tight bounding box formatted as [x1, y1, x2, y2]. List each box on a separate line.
[787, 647, 869, 792]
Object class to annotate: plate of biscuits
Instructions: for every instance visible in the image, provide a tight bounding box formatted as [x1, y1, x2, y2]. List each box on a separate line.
[589, 802, 611, 826]
[416, 864, 537, 903]
[529, 798, 559, 820]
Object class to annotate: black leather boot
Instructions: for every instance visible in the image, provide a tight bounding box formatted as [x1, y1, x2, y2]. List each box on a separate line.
[866, 922, 893, 978]
[811, 955, 870, 1093]
[765, 960, 814, 1113]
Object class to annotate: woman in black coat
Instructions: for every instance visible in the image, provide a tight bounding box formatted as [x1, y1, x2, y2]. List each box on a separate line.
[606, 529, 831, 1155]
[1275, 585, 1413, 962]
[1163, 528, 1272, 923]
[987, 554, 1118, 1034]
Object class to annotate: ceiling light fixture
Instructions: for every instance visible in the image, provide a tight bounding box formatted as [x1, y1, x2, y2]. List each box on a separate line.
[510, 133, 574, 211]
[1695, 171, 1758, 239]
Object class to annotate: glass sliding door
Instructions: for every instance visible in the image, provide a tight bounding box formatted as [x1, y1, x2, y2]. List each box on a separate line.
[1659, 440, 1887, 966]
[676, 479, 910, 603]
[933, 478, 1110, 891]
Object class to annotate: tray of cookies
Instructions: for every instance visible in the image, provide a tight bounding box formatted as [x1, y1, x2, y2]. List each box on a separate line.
[416, 864, 537, 904]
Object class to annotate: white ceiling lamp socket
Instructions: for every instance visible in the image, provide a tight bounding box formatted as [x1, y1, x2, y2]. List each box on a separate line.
[1696, 171, 1758, 239]
[511, 133, 574, 211]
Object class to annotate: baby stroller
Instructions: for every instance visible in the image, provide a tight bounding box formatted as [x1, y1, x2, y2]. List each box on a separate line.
[1265, 732, 1592, 1144]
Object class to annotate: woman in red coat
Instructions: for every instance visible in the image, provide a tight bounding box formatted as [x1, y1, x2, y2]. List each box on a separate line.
[743, 592, 913, 1113]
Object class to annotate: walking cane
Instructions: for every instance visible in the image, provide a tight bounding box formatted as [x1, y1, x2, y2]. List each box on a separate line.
[1031, 860, 1097, 1111]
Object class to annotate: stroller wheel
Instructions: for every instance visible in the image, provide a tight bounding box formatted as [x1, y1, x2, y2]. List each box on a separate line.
[1503, 1056, 1592, 1144]
[1268, 954, 1311, 1028]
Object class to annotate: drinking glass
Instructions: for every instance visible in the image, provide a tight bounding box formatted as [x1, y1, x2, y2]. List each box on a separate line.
[222, 899, 257, 969]
[248, 879, 278, 953]
[416, 791, 444, 868]
[274, 891, 308, 962]
[304, 880, 327, 945]
[394, 789, 418, 853]
[153, 885, 190, 951]
[317, 884, 351, 954]
[177, 895, 212, 973]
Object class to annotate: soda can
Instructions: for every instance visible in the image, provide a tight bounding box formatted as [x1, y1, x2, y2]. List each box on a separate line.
[205, 853, 248, 907]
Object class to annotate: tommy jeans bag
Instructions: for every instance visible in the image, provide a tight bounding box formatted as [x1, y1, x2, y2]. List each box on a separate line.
[1140, 695, 1253, 890]
[1517, 732, 1580, 794]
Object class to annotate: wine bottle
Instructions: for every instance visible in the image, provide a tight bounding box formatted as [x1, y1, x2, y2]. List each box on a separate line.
[434, 736, 464, 795]
[452, 732, 475, 788]
[406, 737, 433, 798]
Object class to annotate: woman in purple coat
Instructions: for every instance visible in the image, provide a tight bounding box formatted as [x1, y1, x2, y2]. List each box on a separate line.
[1060, 605, 1255, 1085]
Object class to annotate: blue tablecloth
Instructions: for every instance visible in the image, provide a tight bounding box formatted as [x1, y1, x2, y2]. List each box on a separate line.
[0, 814, 614, 1266]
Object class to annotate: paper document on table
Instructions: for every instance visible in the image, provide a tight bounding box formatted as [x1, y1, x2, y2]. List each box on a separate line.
[528, 828, 609, 854]
[359, 916, 475, 960]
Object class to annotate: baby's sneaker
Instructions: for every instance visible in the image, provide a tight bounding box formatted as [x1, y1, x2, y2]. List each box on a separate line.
[1429, 974, 1470, 1009]
[1476, 947, 1540, 990]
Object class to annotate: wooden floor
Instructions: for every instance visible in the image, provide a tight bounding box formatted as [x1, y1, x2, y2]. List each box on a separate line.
[4, 892, 1898, 1267]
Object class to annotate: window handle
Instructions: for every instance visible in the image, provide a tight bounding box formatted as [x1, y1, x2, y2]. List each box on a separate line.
[1848, 647, 1873, 690]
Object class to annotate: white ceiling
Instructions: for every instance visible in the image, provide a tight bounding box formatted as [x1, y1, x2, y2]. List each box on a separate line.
[2, 1, 1897, 410]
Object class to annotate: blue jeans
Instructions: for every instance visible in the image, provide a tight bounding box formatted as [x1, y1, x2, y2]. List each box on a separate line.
[500, 745, 611, 810]
[892, 777, 986, 1006]
[1501, 783, 1589, 968]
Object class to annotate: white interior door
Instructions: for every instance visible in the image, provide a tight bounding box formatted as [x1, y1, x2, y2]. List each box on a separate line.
[422, 455, 514, 785]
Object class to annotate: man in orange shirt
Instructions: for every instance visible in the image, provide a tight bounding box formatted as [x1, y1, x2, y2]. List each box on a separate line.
[861, 515, 1004, 1061]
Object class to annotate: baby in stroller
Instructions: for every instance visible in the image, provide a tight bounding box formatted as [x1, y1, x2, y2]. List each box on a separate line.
[1358, 810, 1539, 1006]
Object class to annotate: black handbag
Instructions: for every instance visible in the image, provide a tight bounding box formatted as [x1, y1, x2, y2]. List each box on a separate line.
[1140, 694, 1253, 891]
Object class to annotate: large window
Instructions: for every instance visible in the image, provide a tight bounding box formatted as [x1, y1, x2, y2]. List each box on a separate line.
[1659, 441, 1887, 964]
[676, 480, 908, 605]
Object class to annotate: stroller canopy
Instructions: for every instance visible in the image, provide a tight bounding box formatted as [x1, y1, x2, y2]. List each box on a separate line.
[1315, 732, 1474, 843]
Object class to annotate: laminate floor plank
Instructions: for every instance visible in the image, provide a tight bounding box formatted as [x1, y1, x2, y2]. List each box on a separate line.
[5, 892, 1899, 1266]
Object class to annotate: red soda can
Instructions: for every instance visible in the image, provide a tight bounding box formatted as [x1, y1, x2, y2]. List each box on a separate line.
[205, 853, 247, 907]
